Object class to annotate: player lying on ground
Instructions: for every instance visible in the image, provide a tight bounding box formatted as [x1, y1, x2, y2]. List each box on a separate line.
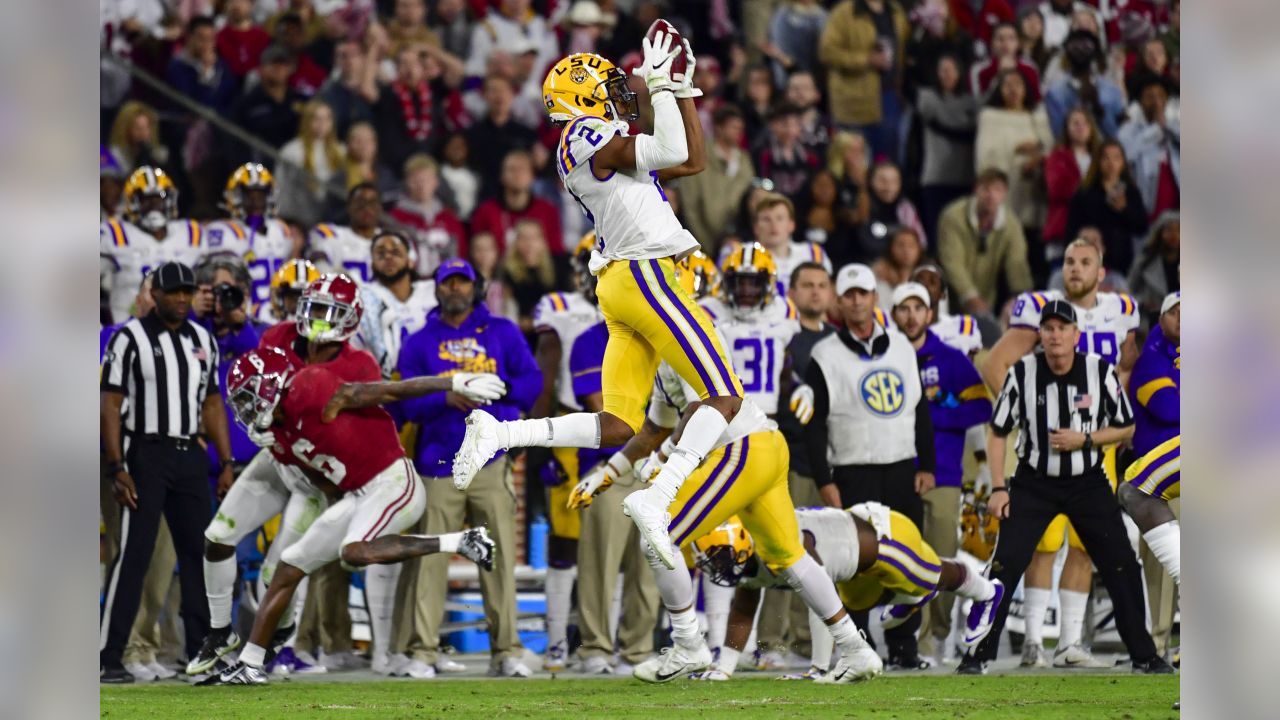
[452, 26, 748, 573]
[686, 504, 1004, 681]
[199, 348, 499, 685]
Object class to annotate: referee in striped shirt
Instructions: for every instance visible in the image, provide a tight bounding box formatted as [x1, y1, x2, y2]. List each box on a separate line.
[100, 261, 236, 683]
[959, 300, 1172, 675]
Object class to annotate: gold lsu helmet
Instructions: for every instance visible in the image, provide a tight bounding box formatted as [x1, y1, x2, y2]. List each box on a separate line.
[676, 250, 720, 300]
[721, 242, 778, 311]
[223, 162, 277, 220]
[123, 166, 178, 228]
[270, 259, 321, 318]
[691, 516, 755, 587]
[572, 231, 600, 301]
[960, 490, 1000, 562]
[543, 53, 638, 124]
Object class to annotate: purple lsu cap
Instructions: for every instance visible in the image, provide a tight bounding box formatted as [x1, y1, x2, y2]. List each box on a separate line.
[435, 257, 477, 283]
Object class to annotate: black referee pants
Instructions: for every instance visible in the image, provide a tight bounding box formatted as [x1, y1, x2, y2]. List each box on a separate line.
[833, 459, 925, 660]
[972, 466, 1159, 663]
[100, 437, 212, 670]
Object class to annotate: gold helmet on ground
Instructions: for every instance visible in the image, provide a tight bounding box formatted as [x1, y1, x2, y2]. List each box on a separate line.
[270, 259, 321, 320]
[543, 53, 638, 124]
[721, 242, 778, 311]
[223, 162, 277, 220]
[691, 516, 755, 587]
[960, 490, 1000, 562]
[676, 250, 720, 300]
[123, 166, 178, 231]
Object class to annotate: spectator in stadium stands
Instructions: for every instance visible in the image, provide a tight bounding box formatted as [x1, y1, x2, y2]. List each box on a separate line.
[873, 226, 925, 307]
[760, 0, 829, 87]
[904, 0, 974, 102]
[465, 0, 558, 84]
[468, 231, 518, 320]
[466, 76, 540, 200]
[276, 99, 345, 227]
[1018, 7, 1052, 74]
[317, 38, 376, 138]
[1118, 75, 1180, 220]
[108, 101, 168, 174]
[1065, 140, 1148, 276]
[818, 0, 909, 163]
[1039, 8, 1107, 90]
[1043, 29, 1125, 139]
[369, 45, 448, 172]
[1044, 107, 1103, 250]
[857, 160, 927, 262]
[1038, 0, 1100, 51]
[502, 220, 571, 337]
[754, 103, 821, 202]
[1128, 38, 1176, 98]
[394, 258, 542, 679]
[429, 0, 472, 58]
[228, 45, 302, 163]
[216, 0, 272, 79]
[969, 22, 1042, 106]
[738, 64, 776, 146]
[784, 70, 833, 159]
[274, 12, 327, 97]
[167, 16, 239, 117]
[828, 129, 872, 211]
[339, 121, 399, 198]
[937, 168, 1032, 316]
[975, 69, 1053, 279]
[561, 1, 606, 55]
[798, 171, 854, 249]
[263, 0, 326, 43]
[390, 154, 465, 275]
[506, 40, 554, 131]
[385, 0, 440, 57]
[439, 132, 480, 219]
[917, 54, 978, 243]
[1161, 0, 1179, 62]
[101, 147, 126, 220]
[1128, 211, 1179, 324]
[947, 0, 1015, 50]
[679, 105, 756, 255]
[470, 149, 564, 256]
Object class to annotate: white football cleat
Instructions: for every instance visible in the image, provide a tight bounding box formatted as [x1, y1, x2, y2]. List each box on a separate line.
[579, 655, 614, 675]
[817, 648, 883, 684]
[623, 489, 676, 570]
[960, 579, 1005, 651]
[633, 641, 712, 683]
[543, 641, 569, 672]
[404, 659, 437, 679]
[688, 668, 731, 681]
[453, 410, 503, 490]
[123, 661, 156, 682]
[146, 660, 177, 680]
[492, 657, 533, 678]
[435, 657, 468, 673]
[1052, 644, 1110, 669]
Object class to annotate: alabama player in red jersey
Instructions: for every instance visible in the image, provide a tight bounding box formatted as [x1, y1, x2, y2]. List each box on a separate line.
[202, 347, 505, 685]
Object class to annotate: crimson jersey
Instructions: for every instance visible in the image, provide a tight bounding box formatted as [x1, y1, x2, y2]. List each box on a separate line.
[271, 366, 405, 492]
[258, 321, 380, 381]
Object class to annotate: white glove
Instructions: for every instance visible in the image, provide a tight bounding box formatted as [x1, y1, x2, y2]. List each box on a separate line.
[247, 424, 275, 450]
[790, 384, 815, 425]
[568, 452, 633, 509]
[452, 372, 507, 403]
[673, 37, 703, 99]
[638, 437, 675, 484]
[974, 462, 993, 497]
[636, 29, 681, 93]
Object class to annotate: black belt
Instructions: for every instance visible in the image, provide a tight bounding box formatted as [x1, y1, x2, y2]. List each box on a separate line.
[131, 434, 197, 451]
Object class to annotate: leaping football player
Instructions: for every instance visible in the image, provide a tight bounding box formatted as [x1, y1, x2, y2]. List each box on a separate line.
[451, 25, 747, 573]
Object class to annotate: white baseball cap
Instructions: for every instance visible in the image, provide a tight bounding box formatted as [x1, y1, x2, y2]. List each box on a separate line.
[1160, 291, 1180, 316]
[835, 263, 876, 296]
[891, 282, 931, 309]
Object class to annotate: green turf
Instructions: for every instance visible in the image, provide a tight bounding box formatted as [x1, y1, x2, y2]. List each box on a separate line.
[101, 675, 1180, 719]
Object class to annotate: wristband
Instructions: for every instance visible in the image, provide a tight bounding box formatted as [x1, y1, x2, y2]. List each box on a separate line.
[989, 487, 1009, 495]
[219, 457, 235, 467]
[106, 460, 125, 475]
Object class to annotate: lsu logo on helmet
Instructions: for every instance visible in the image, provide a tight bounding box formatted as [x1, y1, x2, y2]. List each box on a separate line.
[223, 162, 277, 220]
[721, 242, 778, 312]
[691, 516, 754, 587]
[543, 53, 638, 123]
[860, 369, 906, 416]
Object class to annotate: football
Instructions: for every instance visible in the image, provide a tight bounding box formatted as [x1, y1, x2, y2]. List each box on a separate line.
[645, 18, 687, 78]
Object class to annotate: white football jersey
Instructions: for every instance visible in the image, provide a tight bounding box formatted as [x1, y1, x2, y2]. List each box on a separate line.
[307, 223, 380, 282]
[358, 280, 438, 377]
[556, 116, 698, 273]
[533, 290, 603, 411]
[1009, 289, 1140, 364]
[719, 240, 833, 295]
[931, 313, 984, 358]
[100, 218, 207, 323]
[700, 296, 800, 415]
[204, 218, 297, 306]
[741, 505, 879, 589]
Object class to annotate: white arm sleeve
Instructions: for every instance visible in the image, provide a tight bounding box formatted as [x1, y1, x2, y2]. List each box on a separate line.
[632, 91, 688, 172]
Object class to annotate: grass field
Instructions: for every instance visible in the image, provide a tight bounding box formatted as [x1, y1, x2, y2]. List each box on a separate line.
[101, 675, 1180, 719]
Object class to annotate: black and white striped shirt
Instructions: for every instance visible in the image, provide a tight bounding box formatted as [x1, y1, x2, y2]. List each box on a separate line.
[101, 312, 219, 439]
[991, 350, 1133, 477]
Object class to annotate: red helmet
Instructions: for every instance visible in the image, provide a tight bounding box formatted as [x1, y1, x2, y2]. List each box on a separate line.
[227, 347, 296, 429]
[296, 273, 363, 343]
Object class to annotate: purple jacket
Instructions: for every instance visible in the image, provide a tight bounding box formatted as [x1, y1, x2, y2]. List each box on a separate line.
[396, 303, 542, 476]
[917, 330, 992, 487]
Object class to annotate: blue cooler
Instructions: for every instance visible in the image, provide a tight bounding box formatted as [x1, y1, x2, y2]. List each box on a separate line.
[447, 591, 548, 653]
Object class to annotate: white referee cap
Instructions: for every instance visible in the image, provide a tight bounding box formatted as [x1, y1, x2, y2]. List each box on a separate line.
[891, 282, 931, 309]
[1160, 291, 1180, 316]
[835, 263, 876, 296]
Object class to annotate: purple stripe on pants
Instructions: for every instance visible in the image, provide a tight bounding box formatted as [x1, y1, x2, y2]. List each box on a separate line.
[648, 259, 738, 395]
[880, 538, 942, 573]
[876, 551, 937, 593]
[669, 442, 736, 531]
[675, 437, 750, 547]
[629, 261, 717, 394]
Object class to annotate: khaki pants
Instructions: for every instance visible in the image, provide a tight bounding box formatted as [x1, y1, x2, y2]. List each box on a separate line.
[294, 561, 352, 655]
[576, 477, 659, 664]
[1143, 498, 1180, 655]
[918, 485, 962, 657]
[741, 0, 780, 64]
[402, 460, 521, 669]
[755, 471, 822, 655]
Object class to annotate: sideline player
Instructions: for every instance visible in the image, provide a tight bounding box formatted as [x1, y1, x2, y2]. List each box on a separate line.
[452, 30, 747, 570]
[100, 167, 206, 323]
[980, 237, 1140, 668]
[258, 259, 320, 326]
[688, 503, 1004, 680]
[205, 163, 303, 308]
[200, 347, 501, 685]
[308, 183, 387, 282]
[357, 231, 439, 377]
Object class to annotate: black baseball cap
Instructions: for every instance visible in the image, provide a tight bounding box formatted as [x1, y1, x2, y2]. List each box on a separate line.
[153, 261, 197, 291]
[1040, 299, 1077, 326]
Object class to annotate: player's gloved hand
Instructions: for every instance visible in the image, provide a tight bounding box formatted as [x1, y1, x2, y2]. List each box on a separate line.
[452, 372, 507, 404]
[567, 452, 633, 509]
[789, 384, 815, 425]
[247, 424, 275, 450]
[638, 437, 675, 483]
[636, 29, 681, 93]
[673, 37, 703, 99]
